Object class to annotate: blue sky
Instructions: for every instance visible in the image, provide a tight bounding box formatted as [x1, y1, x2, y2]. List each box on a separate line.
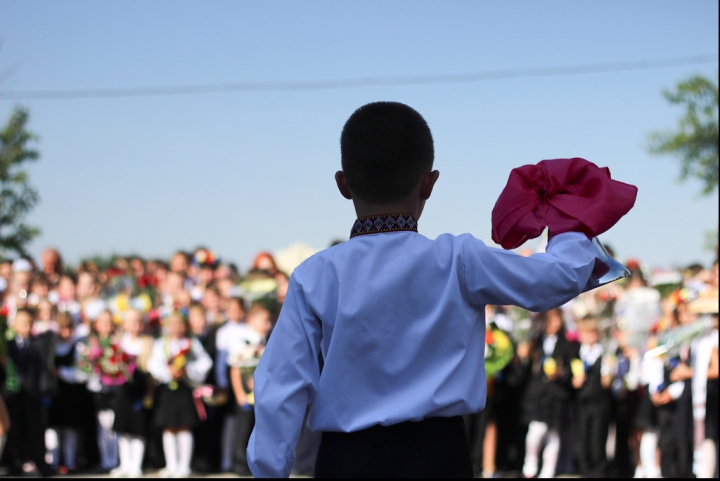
[0, 1, 717, 270]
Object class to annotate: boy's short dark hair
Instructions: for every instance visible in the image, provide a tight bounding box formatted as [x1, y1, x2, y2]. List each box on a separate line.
[341, 102, 434, 204]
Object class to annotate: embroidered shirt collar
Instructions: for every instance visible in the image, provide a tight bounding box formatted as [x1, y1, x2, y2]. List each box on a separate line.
[350, 213, 418, 239]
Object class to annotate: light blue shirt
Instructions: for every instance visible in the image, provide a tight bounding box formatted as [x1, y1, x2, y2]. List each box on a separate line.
[248, 229, 594, 477]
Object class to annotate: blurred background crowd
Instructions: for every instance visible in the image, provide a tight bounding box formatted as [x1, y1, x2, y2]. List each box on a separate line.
[0, 239, 717, 478]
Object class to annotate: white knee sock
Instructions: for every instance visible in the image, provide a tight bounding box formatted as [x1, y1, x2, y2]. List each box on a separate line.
[639, 430, 659, 478]
[129, 437, 145, 474]
[0, 433, 6, 461]
[699, 439, 717, 479]
[45, 428, 60, 468]
[97, 409, 118, 469]
[523, 421, 548, 477]
[221, 415, 237, 471]
[539, 429, 560, 478]
[117, 434, 131, 473]
[63, 429, 79, 470]
[176, 430, 194, 475]
[163, 431, 178, 473]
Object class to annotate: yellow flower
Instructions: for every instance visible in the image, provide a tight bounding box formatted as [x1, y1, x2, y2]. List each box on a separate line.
[543, 358, 557, 377]
[173, 355, 187, 370]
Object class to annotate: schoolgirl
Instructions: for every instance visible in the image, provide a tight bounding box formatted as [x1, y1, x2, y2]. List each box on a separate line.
[46, 312, 87, 472]
[518, 308, 578, 479]
[148, 311, 212, 478]
[77, 309, 125, 472]
[110, 308, 154, 477]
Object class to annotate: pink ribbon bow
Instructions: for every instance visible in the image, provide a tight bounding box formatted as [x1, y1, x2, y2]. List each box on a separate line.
[491, 158, 638, 250]
[192, 385, 215, 421]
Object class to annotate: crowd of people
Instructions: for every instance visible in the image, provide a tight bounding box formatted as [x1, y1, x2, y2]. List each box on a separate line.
[0, 242, 717, 478]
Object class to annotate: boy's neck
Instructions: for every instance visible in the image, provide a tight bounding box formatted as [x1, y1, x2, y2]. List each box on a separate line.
[352, 197, 425, 221]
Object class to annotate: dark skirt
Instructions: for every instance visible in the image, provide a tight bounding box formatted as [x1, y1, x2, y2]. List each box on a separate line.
[112, 371, 148, 436]
[153, 383, 200, 430]
[314, 416, 473, 478]
[48, 380, 88, 429]
[633, 388, 657, 431]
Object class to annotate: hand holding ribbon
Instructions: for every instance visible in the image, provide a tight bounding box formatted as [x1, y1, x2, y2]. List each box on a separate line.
[491, 158, 638, 250]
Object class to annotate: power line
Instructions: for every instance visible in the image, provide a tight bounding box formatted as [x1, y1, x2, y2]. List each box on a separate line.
[0, 54, 717, 100]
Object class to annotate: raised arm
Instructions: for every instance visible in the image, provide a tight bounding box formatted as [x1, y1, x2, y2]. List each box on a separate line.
[462, 232, 595, 312]
[247, 276, 323, 478]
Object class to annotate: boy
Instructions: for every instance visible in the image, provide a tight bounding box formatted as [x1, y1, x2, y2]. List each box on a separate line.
[248, 102, 597, 477]
[3, 307, 55, 477]
[228, 302, 273, 475]
[572, 316, 612, 477]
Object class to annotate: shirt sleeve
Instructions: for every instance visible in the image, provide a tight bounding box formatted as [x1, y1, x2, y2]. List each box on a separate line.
[147, 340, 172, 384]
[462, 232, 595, 312]
[186, 338, 213, 384]
[247, 275, 323, 478]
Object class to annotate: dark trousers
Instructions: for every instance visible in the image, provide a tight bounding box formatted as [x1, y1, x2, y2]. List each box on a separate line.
[4, 390, 52, 474]
[234, 407, 255, 474]
[192, 404, 223, 473]
[657, 403, 693, 478]
[576, 401, 610, 478]
[315, 416, 473, 478]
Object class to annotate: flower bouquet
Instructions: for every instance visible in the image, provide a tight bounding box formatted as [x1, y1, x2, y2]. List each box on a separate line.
[78, 336, 134, 386]
[165, 338, 192, 390]
[228, 341, 265, 377]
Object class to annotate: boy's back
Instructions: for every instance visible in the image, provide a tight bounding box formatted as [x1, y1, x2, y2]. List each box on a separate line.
[248, 223, 594, 476]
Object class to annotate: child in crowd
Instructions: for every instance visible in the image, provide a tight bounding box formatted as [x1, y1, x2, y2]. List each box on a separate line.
[518, 308, 578, 479]
[3, 307, 55, 477]
[214, 296, 246, 472]
[188, 302, 223, 473]
[148, 311, 212, 478]
[247, 102, 597, 477]
[78, 309, 120, 472]
[110, 309, 154, 477]
[46, 312, 86, 473]
[572, 316, 613, 477]
[228, 302, 272, 475]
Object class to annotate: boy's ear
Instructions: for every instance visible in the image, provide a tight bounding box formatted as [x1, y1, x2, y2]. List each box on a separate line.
[335, 171, 353, 200]
[420, 170, 440, 200]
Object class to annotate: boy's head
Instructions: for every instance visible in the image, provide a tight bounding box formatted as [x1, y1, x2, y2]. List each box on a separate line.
[577, 316, 600, 345]
[246, 302, 272, 337]
[57, 312, 74, 341]
[188, 302, 207, 334]
[14, 307, 36, 338]
[338, 102, 437, 207]
[226, 296, 246, 323]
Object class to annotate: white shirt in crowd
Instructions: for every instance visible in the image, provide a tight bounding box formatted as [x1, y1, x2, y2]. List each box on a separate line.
[215, 321, 263, 389]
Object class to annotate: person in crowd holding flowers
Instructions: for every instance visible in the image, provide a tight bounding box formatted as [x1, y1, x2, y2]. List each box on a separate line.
[227, 301, 272, 476]
[572, 316, 613, 478]
[147, 311, 212, 478]
[2, 307, 55, 477]
[109, 308, 154, 477]
[46, 312, 87, 473]
[77, 309, 126, 473]
[518, 308, 578, 479]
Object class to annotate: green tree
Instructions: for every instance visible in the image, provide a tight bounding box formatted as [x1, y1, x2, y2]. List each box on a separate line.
[0, 107, 40, 258]
[648, 75, 719, 195]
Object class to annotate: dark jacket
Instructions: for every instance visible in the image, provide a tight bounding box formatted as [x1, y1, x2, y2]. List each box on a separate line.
[5, 335, 54, 401]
